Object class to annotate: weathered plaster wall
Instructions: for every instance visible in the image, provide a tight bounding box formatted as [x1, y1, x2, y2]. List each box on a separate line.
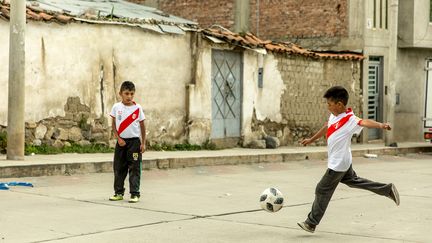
[187, 41, 213, 145]
[0, 21, 192, 145]
[241, 51, 285, 146]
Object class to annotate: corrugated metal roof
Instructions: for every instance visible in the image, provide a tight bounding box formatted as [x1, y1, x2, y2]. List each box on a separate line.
[0, 0, 197, 34]
[202, 28, 364, 61]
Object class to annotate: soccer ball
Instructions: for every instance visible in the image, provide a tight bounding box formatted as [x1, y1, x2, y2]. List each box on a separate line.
[259, 187, 284, 212]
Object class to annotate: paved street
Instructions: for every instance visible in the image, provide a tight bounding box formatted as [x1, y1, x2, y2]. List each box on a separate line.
[1, 153, 431, 243]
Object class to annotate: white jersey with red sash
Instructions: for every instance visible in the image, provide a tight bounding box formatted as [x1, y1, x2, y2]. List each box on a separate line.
[110, 102, 145, 139]
[326, 108, 363, 172]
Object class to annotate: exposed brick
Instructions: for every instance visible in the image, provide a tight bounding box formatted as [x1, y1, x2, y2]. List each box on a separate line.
[129, 0, 348, 42]
[130, 0, 235, 29]
[272, 54, 361, 144]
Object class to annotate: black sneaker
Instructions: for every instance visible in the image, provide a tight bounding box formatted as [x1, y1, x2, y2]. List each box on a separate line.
[297, 221, 315, 233]
[388, 183, 400, 206]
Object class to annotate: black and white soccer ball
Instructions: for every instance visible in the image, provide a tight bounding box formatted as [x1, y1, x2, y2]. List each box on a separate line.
[259, 187, 284, 212]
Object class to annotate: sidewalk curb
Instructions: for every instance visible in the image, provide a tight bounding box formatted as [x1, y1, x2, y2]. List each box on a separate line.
[1, 145, 431, 178]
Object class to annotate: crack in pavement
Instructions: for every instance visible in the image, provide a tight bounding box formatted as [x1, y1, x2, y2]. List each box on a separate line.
[12, 190, 197, 217]
[30, 218, 197, 243]
[12, 190, 373, 219]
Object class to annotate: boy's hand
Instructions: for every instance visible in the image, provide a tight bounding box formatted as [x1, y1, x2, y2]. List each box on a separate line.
[140, 143, 146, 153]
[300, 138, 313, 146]
[381, 123, 392, 130]
[118, 138, 126, 147]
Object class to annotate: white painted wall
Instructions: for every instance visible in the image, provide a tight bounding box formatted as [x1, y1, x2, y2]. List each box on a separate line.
[187, 44, 213, 144]
[241, 51, 285, 144]
[0, 21, 191, 142]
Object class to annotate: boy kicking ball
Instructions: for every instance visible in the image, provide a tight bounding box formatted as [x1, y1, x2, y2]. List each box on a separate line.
[298, 86, 400, 233]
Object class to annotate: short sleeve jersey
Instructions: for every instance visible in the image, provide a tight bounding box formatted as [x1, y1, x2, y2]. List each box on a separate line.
[326, 108, 363, 172]
[110, 102, 145, 139]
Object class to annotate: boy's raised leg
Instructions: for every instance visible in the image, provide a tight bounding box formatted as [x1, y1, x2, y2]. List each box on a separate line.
[340, 166, 399, 205]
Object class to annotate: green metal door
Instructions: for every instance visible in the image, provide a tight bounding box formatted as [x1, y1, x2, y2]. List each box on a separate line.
[211, 50, 242, 138]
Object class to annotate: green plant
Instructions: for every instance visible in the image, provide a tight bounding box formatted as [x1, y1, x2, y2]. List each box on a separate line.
[149, 143, 162, 151]
[24, 144, 39, 155]
[148, 141, 217, 151]
[174, 143, 201, 151]
[25, 144, 61, 155]
[62, 143, 113, 153]
[24, 142, 113, 155]
[158, 143, 173, 151]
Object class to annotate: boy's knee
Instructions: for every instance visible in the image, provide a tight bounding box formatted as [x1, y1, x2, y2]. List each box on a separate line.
[315, 185, 326, 195]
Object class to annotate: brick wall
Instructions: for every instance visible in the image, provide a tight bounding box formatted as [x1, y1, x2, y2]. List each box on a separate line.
[254, 54, 362, 145]
[249, 0, 348, 41]
[130, 0, 235, 29]
[129, 0, 348, 42]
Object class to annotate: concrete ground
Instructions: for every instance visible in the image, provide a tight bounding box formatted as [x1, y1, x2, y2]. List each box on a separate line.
[1, 153, 431, 243]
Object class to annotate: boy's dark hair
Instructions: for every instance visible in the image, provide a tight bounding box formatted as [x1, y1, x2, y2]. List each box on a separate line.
[323, 86, 349, 105]
[120, 81, 135, 92]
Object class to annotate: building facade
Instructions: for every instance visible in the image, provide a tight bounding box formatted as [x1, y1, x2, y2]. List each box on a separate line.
[133, 0, 432, 144]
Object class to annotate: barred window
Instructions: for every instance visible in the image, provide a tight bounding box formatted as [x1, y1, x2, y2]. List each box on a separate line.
[373, 0, 388, 29]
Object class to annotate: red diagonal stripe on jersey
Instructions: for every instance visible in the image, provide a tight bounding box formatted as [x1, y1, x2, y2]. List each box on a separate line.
[326, 114, 353, 139]
[118, 108, 140, 135]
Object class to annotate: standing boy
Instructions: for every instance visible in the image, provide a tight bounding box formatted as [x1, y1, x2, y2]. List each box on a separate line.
[109, 81, 146, 203]
[298, 86, 400, 233]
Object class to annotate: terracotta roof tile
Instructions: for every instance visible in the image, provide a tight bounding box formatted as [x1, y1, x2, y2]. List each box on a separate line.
[1, 3, 71, 23]
[26, 9, 42, 21]
[56, 14, 72, 24]
[0, 6, 10, 19]
[38, 12, 54, 21]
[203, 28, 364, 61]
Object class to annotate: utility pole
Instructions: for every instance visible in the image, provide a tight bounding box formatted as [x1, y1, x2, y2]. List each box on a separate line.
[234, 0, 250, 33]
[384, 0, 398, 146]
[7, 0, 26, 160]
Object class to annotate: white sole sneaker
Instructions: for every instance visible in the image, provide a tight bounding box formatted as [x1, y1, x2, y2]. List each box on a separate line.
[390, 184, 400, 206]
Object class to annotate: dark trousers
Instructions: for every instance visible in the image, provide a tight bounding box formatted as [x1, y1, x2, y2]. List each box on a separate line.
[306, 165, 392, 226]
[113, 137, 142, 197]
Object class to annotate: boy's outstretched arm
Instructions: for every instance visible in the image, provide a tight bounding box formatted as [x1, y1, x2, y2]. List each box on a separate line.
[360, 119, 392, 130]
[300, 123, 328, 146]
